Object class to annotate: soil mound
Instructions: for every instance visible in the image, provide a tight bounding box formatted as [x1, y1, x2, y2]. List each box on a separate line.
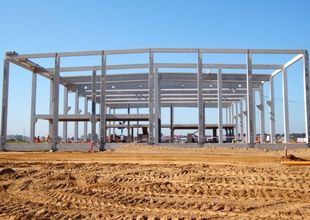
[0, 168, 15, 175]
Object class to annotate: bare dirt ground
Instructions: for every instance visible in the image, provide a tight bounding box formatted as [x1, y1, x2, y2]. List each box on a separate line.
[0, 144, 310, 219]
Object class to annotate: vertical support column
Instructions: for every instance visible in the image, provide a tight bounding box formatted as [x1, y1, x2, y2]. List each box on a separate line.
[282, 68, 289, 143]
[148, 49, 155, 144]
[0, 58, 10, 150]
[91, 70, 97, 142]
[170, 105, 174, 142]
[217, 68, 223, 144]
[247, 50, 255, 146]
[127, 104, 130, 142]
[83, 97, 88, 142]
[49, 80, 53, 138]
[100, 51, 107, 151]
[154, 68, 161, 144]
[269, 77, 276, 143]
[197, 49, 205, 145]
[253, 91, 256, 141]
[113, 108, 116, 142]
[136, 108, 139, 138]
[51, 54, 60, 151]
[231, 104, 235, 137]
[243, 98, 248, 143]
[225, 108, 228, 124]
[63, 86, 69, 142]
[30, 72, 37, 142]
[108, 107, 111, 142]
[259, 85, 265, 143]
[228, 106, 232, 124]
[74, 92, 79, 142]
[235, 103, 239, 138]
[303, 51, 310, 145]
[239, 100, 244, 142]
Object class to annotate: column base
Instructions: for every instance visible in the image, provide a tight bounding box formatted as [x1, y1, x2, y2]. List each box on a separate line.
[99, 143, 106, 151]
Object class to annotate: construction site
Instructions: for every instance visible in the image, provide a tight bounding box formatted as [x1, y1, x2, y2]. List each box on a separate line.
[1, 48, 310, 219]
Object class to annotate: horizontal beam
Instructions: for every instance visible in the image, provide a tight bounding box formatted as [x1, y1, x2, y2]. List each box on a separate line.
[11, 48, 305, 59]
[35, 114, 149, 122]
[48, 63, 282, 73]
[61, 73, 270, 84]
[70, 81, 262, 92]
[106, 123, 235, 129]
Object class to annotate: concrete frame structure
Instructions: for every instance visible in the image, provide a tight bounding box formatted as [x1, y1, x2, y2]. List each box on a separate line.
[1, 48, 310, 151]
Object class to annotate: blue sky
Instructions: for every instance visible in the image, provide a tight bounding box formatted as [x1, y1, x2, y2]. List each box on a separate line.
[0, 0, 309, 138]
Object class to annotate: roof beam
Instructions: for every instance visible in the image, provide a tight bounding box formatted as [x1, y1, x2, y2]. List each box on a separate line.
[12, 48, 305, 59]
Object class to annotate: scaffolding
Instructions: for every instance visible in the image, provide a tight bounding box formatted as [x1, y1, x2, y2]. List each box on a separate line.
[1, 48, 309, 151]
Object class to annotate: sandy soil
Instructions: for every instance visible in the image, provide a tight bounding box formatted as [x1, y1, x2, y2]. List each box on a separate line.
[0, 144, 310, 219]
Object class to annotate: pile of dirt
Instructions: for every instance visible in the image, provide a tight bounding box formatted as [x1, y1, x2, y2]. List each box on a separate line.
[0, 168, 15, 175]
[282, 154, 308, 161]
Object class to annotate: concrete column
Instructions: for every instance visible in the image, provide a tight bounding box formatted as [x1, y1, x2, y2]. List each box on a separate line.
[63, 86, 69, 142]
[253, 91, 256, 141]
[197, 50, 205, 145]
[30, 72, 37, 142]
[231, 104, 235, 137]
[0, 58, 10, 150]
[228, 106, 232, 124]
[239, 100, 244, 142]
[217, 68, 223, 144]
[282, 68, 289, 143]
[259, 85, 265, 143]
[148, 49, 155, 144]
[113, 108, 116, 141]
[243, 98, 248, 143]
[269, 77, 276, 143]
[170, 105, 174, 142]
[213, 128, 217, 142]
[235, 103, 239, 138]
[74, 92, 79, 142]
[51, 54, 60, 151]
[49, 80, 53, 138]
[303, 51, 310, 145]
[154, 68, 161, 144]
[99, 51, 107, 151]
[108, 107, 111, 138]
[246, 50, 255, 146]
[127, 105, 130, 142]
[225, 108, 228, 124]
[91, 70, 97, 142]
[136, 108, 139, 137]
[83, 97, 88, 142]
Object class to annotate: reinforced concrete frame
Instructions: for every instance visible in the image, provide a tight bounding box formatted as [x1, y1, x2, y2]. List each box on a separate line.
[1, 48, 309, 151]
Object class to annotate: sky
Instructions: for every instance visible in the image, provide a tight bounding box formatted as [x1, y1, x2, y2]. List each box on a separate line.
[0, 0, 309, 138]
